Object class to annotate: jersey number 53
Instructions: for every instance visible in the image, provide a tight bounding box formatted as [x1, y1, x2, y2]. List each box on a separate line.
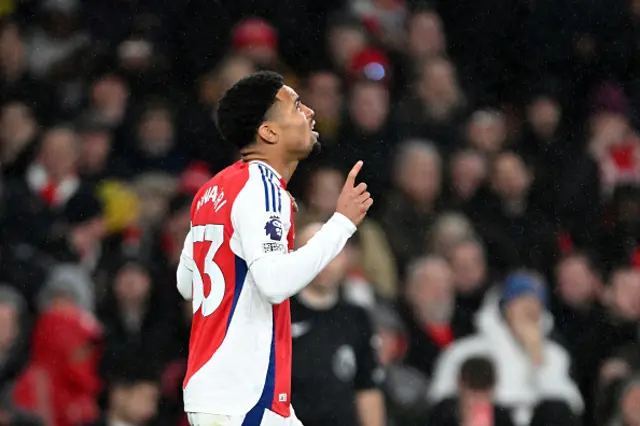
[191, 224, 225, 317]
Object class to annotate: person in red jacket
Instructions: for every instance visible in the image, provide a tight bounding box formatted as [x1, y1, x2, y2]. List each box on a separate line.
[12, 296, 103, 426]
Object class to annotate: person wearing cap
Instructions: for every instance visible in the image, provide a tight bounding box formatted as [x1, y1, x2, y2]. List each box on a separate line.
[428, 271, 583, 426]
[229, 17, 298, 90]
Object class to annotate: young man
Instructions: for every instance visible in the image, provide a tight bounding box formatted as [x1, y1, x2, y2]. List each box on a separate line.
[176, 71, 373, 426]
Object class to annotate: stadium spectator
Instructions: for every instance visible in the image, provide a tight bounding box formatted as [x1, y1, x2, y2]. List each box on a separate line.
[429, 272, 583, 426]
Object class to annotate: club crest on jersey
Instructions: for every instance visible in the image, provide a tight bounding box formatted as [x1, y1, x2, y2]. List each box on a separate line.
[265, 215, 283, 241]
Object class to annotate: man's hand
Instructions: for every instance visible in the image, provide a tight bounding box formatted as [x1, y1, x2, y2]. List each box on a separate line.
[336, 161, 373, 226]
[513, 320, 544, 366]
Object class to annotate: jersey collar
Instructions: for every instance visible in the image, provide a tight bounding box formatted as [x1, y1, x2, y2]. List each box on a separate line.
[249, 160, 287, 189]
[249, 160, 281, 179]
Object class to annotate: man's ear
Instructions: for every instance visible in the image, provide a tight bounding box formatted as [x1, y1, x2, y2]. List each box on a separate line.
[258, 122, 279, 145]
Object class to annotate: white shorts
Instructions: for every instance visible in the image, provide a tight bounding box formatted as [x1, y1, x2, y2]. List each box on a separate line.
[187, 408, 303, 426]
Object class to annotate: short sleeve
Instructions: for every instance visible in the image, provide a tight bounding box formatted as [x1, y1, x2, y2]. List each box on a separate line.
[231, 177, 290, 267]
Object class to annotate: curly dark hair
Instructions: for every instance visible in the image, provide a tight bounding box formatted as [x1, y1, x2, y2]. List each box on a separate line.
[215, 71, 285, 150]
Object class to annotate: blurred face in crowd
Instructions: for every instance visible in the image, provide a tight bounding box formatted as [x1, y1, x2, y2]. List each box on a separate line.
[306, 168, 343, 217]
[621, 383, 640, 426]
[406, 257, 454, 324]
[304, 71, 342, 120]
[38, 128, 80, 180]
[526, 96, 561, 139]
[0, 102, 36, 160]
[349, 80, 389, 133]
[112, 381, 160, 425]
[555, 255, 598, 308]
[79, 129, 112, 174]
[328, 26, 367, 70]
[90, 75, 129, 116]
[0, 22, 25, 74]
[299, 223, 348, 293]
[0, 302, 19, 353]
[166, 206, 191, 246]
[408, 11, 445, 59]
[467, 110, 507, 155]
[450, 240, 487, 294]
[504, 294, 542, 333]
[429, 214, 475, 257]
[608, 269, 640, 321]
[449, 150, 487, 200]
[118, 37, 154, 72]
[418, 58, 460, 107]
[491, 152, 532, 201]
[70, 215, 107, 256]
[588, 112, 631, 159]
[200, 55, 255, 106]
[395, 143, 441, 206]
[134, 178, 174, 226]
[114, 265, 151, 309]
[137, 107, 175, 154]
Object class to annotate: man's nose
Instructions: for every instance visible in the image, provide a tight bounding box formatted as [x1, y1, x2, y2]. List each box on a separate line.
[304, 104, 315, 119]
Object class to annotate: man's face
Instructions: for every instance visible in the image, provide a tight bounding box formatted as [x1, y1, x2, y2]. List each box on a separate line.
[39, 129, 79, 179]
[556, 257, 596, 307]
[491, 153, 531, 200]
[409, 12, 445, 58]
[505, 295, 542, 330]
[621, 384, 640, 426]
[114, 382, 160, 425]
[308, 169, 343, 216]
[349, 81, 389, 133]
[306, 72, 342, 119]
[407, 260, 454, 323]
[450, 152, 487, 199]
[610, 270, 640, 321]
[450, 242, 486, 294]
[272, 85, 318, 160]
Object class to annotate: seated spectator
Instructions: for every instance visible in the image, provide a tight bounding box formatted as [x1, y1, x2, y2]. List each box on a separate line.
[551, 251, 612, 419]
[11, 270, 103, 426]
[381, 140, 442, 274]
[429, 272, 583, 426]
[608, 376, 640, 426]
[296, 165, 397, 299]
[428, 356, 515, 426]
[467, 151, 557, 275]
[595, 343, 640, 426]
[445, 149, 487, 209]
[372, 303, 429, 426]
[98, 259, 172, 380]
[448, 238, 494, 317]
[465, 109, 508, 157]
[91, 359, 160, 426]
[401, 256, 473, 378]
[427, 212, 476, 258]
[397, 57, 468, 151]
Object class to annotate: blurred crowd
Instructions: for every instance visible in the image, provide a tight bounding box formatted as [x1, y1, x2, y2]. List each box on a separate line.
[0, 0, 640, 425]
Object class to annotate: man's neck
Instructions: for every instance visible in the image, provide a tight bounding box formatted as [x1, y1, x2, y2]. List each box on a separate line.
[241, 152, 297, 183]
[298, 287, 339, 310]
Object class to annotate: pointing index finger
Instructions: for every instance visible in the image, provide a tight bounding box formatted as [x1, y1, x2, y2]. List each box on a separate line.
[345, 161, 363, 188]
